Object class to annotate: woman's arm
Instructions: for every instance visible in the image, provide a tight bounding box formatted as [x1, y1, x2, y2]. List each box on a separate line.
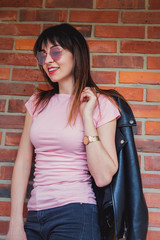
[6, 111, 33, 240]
[80, 88, 118, 187]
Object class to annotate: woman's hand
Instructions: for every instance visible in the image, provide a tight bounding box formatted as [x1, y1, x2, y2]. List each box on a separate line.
[80, 87, 98, 121]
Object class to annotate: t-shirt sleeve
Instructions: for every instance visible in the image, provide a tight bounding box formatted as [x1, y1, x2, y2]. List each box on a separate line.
[93, 94, 120, 128]
[25, 95, 36, 117]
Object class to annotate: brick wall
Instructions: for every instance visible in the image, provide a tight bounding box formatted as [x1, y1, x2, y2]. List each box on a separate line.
[0, 0, 160, 239]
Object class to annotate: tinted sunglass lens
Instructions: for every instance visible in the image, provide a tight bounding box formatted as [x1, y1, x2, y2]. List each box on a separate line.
[50, 48, 61, 61]
[36, 52, 46, 65]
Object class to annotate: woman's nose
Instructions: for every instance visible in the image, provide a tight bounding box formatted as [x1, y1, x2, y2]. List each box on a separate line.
[45, 52, 54, 64]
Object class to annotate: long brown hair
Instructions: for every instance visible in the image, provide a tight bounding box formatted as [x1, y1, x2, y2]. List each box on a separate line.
[33, 23, 125, 123]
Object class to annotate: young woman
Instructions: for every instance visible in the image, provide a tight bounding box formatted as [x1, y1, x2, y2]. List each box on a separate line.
[6, 23, 120, 240]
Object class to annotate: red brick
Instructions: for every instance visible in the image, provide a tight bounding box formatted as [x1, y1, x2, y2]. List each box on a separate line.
[121, 41, 160, 54]
[135, 139, 160, 153]
[131, 104, 160, 118]
[92, 55, 144, 69]
[142, 173, 160, 188]
[0, 99, 5, 112]
[0, 201, 10, 216]
[0, 0, 43, 7]
[145, 192, 160, 208]
[0, 220, 9, 235]
[5, 132, 22, 146]
[87, 40, 117, 53]
[0, 23, 41, 36]
[97, 0, 145, 9]
[0, 166, 13, 180]
[95, 25, 145, 38]
[0, 38, 14, 50]
[91, 71, 116, 84]
[0, 132, 2, 143]
[0, 149, 17, 162]
[46, 0, 93, 8]
[119, 72, 160, 85]
[148, 27, 160, 39]
[70, 10, 118, 23]
[20, 9, 68, 22]
[145, 121, 160, 135]
[122, 11, 160, 24]
[0, 201, 28, 218]
[73, 25, 92, 38]
[148, 57, 160, 69]
[0, 83, 34, 96]
[16, 38, 36, 50]
[101, 86, 143, 101]
[145, 156, 160, 171]
[0, 115, 25, 129]
[149, 212, 160, 227]
[117, 87, 143, 101]
[8, 99, 26, 113]
[147, 89, 160, 102]
[133, 121, 142, 135]
[0, 53, 36, 66]
[147, 231, 160, 240]
[0, 68, 10, 80]
[0, 100, 5, 112]
[43, 24, 92, 38]
[37, 83, 52, 91]
[12, 68, 45, 82]
[0, 10, 17, 21]
[149, 0, 160, 9]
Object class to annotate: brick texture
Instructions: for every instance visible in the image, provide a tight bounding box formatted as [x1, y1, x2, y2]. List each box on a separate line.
[121, 41, 160, 54]
[0, 10, 17, 21]
[20, 10, 68, 22]
[0, 0, 43, 7]
[16, 38, 36, 50]
[70, 10, 118, 23]
[45, 0, 93, 8]
[95, 25, 145, 38]
[0, 38, 14, 50]
[149, 0, 160, 10]
[0, 0, 159, 239]
[147, 89, 160, 102]
[87, 40, 117, 53]
[122, 12, 160, 24]
[0, 68, 10, 79]
[145, 121, 160, 135]
[119, 72, 160, 85]
[145, 156, 160, 171]
[93, 55, 144, 68]
[97, 0, 145, 9]
[148, 27, 160, 39]
[0, 23, 41, 36]
[148, 57, 160, 69]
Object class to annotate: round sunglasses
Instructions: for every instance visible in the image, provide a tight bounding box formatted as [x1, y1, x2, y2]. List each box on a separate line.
[36, 47, 62, 65]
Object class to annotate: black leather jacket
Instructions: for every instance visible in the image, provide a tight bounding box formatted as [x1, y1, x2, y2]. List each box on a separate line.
[93, 97, 148, 240]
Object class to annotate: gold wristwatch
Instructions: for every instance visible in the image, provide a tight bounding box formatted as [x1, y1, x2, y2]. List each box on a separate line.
[83, 136, 100, 145]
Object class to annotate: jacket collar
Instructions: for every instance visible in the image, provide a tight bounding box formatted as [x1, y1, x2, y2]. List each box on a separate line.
[115, 97, 136, 128]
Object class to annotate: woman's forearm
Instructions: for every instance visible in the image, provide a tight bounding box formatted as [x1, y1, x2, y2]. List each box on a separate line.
[9, 159, 32, 225]
[83, 116, 118, 187]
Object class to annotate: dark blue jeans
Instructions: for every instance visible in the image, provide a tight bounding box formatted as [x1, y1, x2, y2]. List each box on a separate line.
[24, 203, 101, 240]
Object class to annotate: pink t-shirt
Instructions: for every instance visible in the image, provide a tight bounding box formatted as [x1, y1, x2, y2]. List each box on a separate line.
[25, 93, 120, 211]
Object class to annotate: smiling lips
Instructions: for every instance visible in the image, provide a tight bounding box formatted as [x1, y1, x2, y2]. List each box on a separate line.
[48, 67, 59, 74]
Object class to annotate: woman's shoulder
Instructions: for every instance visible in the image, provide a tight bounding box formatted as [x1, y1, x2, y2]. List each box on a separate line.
[98, 93, 116, 106]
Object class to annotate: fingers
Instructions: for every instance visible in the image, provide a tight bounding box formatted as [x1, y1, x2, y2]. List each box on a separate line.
[82, 87, 97, 96]
[80, 87, 97, 102]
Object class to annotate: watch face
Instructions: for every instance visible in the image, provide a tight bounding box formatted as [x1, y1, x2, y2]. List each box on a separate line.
[83, 136, 89, 145]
